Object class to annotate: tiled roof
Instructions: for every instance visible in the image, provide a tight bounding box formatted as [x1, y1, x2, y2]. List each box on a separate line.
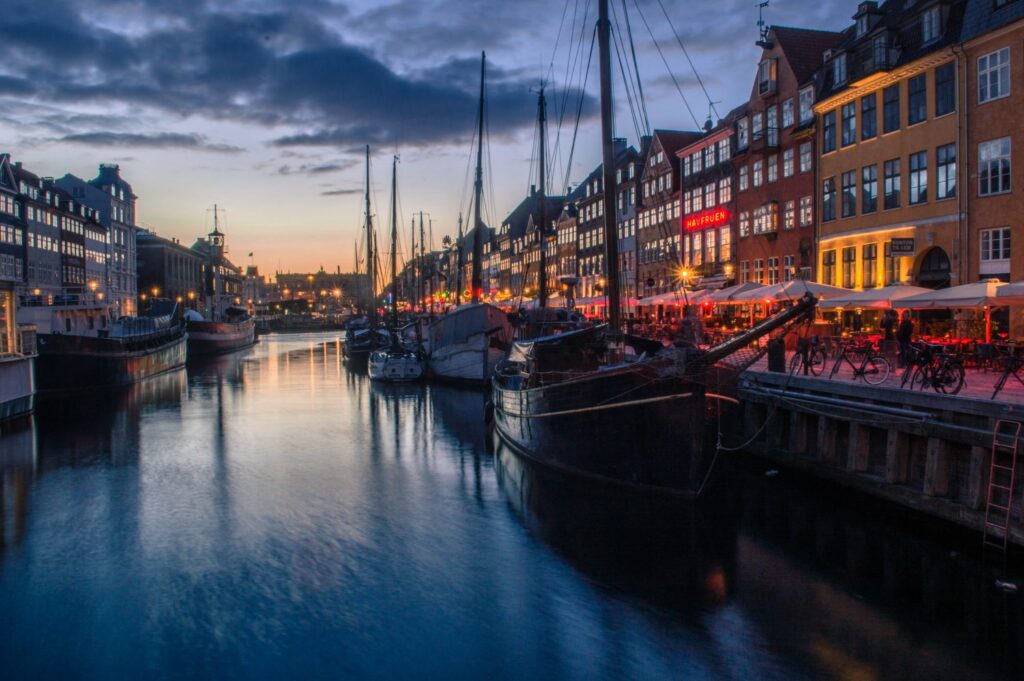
[961, 0, 1024, 42]
[772, 26, 847, 84]
[652, 129, 703, 157]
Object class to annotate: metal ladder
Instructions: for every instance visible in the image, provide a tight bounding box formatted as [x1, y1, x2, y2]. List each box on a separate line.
[983, 419, 1021, 551]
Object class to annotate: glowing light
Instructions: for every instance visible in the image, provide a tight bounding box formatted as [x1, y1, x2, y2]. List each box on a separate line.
[684, 208, 731, 232]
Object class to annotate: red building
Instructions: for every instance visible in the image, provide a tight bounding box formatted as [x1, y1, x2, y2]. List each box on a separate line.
[733, 26, 845, 286]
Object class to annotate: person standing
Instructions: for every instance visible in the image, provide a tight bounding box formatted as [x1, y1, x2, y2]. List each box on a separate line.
[897, 313, 914, 367]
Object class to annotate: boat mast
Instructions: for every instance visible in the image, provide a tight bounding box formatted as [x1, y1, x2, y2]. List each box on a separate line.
[364, 145, 377, 329]
[471, 52, 485, 305]
[390, 155, 399, 333]
[537, 87, 548, 309]
[410, 218, 417, 312]
[456, 212, 464, 306]
[419, 211, 426, 313]
[598, 0, 621, 331]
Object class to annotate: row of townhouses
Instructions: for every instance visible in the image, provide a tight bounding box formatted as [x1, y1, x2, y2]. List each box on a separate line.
[420, 0, 1024, 320]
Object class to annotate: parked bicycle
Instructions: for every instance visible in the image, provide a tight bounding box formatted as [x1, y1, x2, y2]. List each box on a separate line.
[900, 342, 964, 395]
[788, 336, 827, 376]
[828, 340, 891, 385]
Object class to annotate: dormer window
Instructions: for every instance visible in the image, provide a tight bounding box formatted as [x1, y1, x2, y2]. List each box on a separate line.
[758, 58, 777, 95]
[857, 15, 868, 37]
[798, 87, 814, 123]
[922, 6, 941, 44]
[833, 53, 848, 85]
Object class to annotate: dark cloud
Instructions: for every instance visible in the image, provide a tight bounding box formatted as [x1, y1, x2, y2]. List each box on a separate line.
[60, 131, 243, 152]
[277, 161, 356, 176]
[321, 188, 361, 196]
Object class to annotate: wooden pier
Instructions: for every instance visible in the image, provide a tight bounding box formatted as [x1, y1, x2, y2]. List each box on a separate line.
[735, 366, 1024, 548]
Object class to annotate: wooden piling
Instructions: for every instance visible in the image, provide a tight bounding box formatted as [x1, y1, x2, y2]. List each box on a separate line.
[847, 423, 871, 473]
[885, 430, 910, 484]
[923, 437, 952, 497]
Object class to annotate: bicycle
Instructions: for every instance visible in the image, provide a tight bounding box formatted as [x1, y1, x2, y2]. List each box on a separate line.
[788, 336, 827, 376]
[901, 342, 965, 395]
[828, 340, 890, 385]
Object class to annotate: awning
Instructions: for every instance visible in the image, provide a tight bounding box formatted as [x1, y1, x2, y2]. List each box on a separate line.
[705, 282, 764, 304]
[818, 283, 935, 310]
[636, 289, 704, 306]
[892, 279, 1007, 309]
[995, 281, 1024, 306]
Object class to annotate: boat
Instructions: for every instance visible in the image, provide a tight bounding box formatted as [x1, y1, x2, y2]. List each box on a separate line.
[426, 53, 515, 384]
[490, 0, 817, 495]
[343, 145, 388, 363]
[186, 306, 255, 356]
[24, 296, 186, 391]
[369, 154, 424, 382]
[185, 208, 255, 356]
[0, 282, 35, 420]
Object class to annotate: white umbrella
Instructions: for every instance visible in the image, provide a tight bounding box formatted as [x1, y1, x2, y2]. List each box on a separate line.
[818, 283, 934, 310]
[732, 279, 850, 303]
[892, 279, 1006, 309]
[995, 281, 1024, 306]
[706, 282, 764, 304]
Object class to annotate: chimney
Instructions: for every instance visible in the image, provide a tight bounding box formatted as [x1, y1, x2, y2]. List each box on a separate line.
[613, 138, 627, 156]
[531, 184, 537, 196]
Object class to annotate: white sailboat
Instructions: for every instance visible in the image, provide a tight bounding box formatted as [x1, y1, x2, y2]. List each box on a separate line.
[427, 52, 513, 384]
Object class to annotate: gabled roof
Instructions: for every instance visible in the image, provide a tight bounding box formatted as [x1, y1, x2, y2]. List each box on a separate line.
[771, 26, 847, 84]
[651, 129, 703, 158]
[501, 191, 565, 239]
[961, 0, 1024, 42]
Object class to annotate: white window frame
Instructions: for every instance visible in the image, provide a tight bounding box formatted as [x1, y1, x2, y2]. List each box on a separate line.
[978, 47, 1011, 104]
[979, 137, 1011, 196]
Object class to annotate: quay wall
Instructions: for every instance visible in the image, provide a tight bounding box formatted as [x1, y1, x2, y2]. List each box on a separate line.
[733, 370, 1024, 548]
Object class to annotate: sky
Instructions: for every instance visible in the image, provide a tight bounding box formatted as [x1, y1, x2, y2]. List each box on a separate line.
[0, 0, 852, 279]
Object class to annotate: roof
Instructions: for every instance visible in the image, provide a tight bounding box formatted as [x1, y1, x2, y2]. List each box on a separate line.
[651, 129, 703, 158]
[500, 191, 565, 239]
[961, 0, 1024, 42]
[771, 26, 847, 84]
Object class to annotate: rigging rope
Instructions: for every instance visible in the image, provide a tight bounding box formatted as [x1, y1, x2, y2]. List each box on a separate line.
[629, 0, 701, 129]
[654, 0, 720, 121]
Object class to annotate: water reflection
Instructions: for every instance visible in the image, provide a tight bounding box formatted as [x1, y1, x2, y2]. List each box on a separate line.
[0, 332, 1019, 680]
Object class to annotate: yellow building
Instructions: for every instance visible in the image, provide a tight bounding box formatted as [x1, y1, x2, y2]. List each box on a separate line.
[815, 1, 964, 292]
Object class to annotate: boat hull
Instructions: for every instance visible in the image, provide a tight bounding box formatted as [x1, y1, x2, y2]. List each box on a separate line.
[427, 303, 513, 385]
[0, 355, 34, 421]
[492, 364, 710, 495]
[368, 351, 424, 382]
[186, 318, 256, 356]
[427, 335, 507, 384]
[35, 331, 187, 391]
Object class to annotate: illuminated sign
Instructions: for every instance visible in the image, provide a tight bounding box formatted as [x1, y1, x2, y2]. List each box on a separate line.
[683, 208, 732, 232]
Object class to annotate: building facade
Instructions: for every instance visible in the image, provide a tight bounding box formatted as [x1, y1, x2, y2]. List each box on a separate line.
[815, 1, 966, 292]
[136, 231, 204, 311]
[734, 27, 844, 286]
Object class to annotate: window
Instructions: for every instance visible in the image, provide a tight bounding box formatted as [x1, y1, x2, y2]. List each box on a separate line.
[799, 142, 812, 173]
[753, 160, 764, 187]
[841, 102, 856, 146]
[862, 165, 878, 213]
[738, 118, 749, 148]
[782, 98, 794, 127]
[683, 190, 692, 214]
[717, 138, 730, 162]
[873, 34, 889, 69]
[753, 203, 778, 234]
[783, 255, 796, 281]
[909, 151, 928, 204]
[908, 74, 927, 125]
[783, 149, 794, 178]
[980, 227, 1011, 262]
[799, 196, 813, 226]
[922, 6, 941, 44]
[704, 146, 716, 168]
[979, 48, 1010, 103]
[739, 260, 749, 282]
[842, 247, 856, 289]
[758, 58, 777, 95]
[719, 227, 731, 261]
[936, 143, 956, 200]
[884, 159, 901, 209]
[862, 243, 878, 289]
[935, 63, 955, 116]
[719, 177, 732, 204]
[683, 156, 691, 177]
[857, 14, 869, 38]
[883, 84, 900, 133]
[692, 153, 702, 174]
[739, 211, 750, 237]
[823, 111, 836, 152]
[706, 229, 716, 263]
[861, 94, 877, 140]
[822, 177, 836, 222]
[767, 105, 779, 146]
[842, 170, 857, 218]
[752, 112, 764, 141]
[705, 182, 717, 208]
[822, 249, 836, 286]
[833, 54, 847, 85]
[784, 200, 795, 230]
[979, 137, 1011, 196]
[739, 165, 749, 191]
[798, 87, 814, 123]
[767, 155, 778, 183]
[767, 256, 780, 285]
[884, 242, 900, 285]
[753, 259, 764, 284]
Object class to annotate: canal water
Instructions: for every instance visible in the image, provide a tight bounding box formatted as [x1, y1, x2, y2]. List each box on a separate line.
[0, 332, 1021, 680]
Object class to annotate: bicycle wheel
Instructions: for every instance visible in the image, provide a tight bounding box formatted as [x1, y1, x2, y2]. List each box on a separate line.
[788, 353, 802, 375]
[862, 355, 890, 385]
[912, 366, 930, 390]
[935, 361, 965, 395]
[808, 349, 827, 376]
[828, 354, 842, 379]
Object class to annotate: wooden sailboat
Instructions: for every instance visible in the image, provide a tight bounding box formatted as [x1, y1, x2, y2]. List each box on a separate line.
[344, 145, 390, 362]
[490, 0, 817, 495]
[426, 52, 513, 384]
[369, 155, 424, 382]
